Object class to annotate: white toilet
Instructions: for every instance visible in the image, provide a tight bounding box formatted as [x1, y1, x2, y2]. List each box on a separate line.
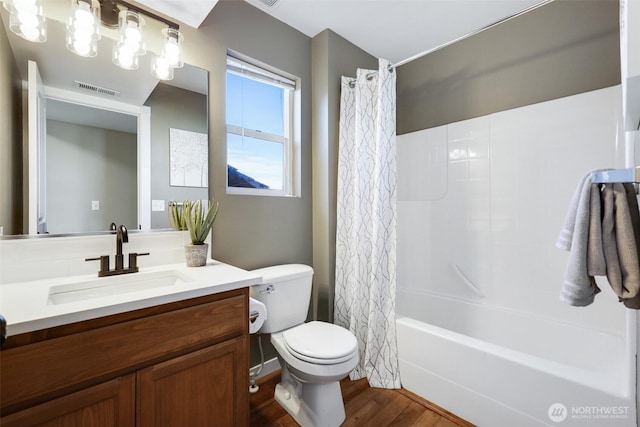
[250, 264, 358, 427]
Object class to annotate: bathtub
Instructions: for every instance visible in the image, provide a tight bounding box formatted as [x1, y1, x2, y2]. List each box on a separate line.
[396, 290, 636, 427]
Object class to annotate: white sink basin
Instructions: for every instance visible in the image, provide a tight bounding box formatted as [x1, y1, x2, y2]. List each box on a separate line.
[47, 270, 194, 305]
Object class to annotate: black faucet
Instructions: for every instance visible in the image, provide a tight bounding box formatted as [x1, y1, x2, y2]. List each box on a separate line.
[115, 224, 128, 270]
[86, 224, 149, 277]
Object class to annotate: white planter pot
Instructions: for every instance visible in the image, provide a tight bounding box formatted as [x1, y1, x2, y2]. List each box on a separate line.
[184, 243, 208, 267]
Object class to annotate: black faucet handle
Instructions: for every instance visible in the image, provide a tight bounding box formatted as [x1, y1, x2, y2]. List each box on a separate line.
[85, 255, 110, 275]
[128, 252, 150, 270]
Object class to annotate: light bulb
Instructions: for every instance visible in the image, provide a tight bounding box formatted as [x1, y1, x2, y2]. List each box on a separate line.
[119, 53, 134, 68]
[113, 42, 139, 70]
[20, 24, 39, 41]
[65, 0, 99, 55]
[13, 0, 37, 8]
[73, 40, 91, 56]
[74, 2, 94, 26]
[160, 27, 183, 68]
[117, 10, 145, 57]
[124, 24, 141, 43]
[8, 0, 45, 42]
[17, 9, 38, 27]
[164, 40, 179, 66]
[73, 30, 91, 45]
[152, 56, 173, 80]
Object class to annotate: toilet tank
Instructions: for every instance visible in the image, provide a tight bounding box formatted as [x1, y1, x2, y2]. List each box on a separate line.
[250, 264, 314, 333]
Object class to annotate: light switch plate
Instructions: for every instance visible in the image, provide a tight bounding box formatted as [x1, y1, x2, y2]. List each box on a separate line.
[152, 200, 165, 212]
[91, 200, 100, 211]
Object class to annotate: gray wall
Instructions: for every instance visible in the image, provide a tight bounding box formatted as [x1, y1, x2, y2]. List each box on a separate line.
[311, 29, 377, 322]
[145, 83, 208, 229]
[174, 1, 313, 368]
[46, 120, 137, 233]
[397, 0, 621, 134]
[0, 19, 22, 235]
[177, 0, 313, 270]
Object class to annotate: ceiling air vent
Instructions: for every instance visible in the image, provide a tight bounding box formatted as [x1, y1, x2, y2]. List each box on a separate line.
[73, 80, 121, 97]
[260, 0, 279, 6]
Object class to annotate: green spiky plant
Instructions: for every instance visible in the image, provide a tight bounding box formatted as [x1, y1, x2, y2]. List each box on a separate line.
[168, 201, 188, 231]
[184, 199, 220, 245]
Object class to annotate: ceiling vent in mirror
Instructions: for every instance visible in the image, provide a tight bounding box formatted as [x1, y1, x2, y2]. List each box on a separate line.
[74, 81, 121, 97]
[260, 0, 279, 6]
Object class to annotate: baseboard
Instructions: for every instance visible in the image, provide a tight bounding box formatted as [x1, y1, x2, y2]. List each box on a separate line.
[250, 357, 280, 380]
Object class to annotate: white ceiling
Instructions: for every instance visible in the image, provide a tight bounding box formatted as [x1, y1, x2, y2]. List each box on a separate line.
[138, 0, 545, 65]
[135, 0, 220, 29]
[242, 0, 546, 64]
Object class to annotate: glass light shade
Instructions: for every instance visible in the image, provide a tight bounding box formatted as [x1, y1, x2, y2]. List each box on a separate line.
[151, 55, 174, 81]
[117, 10, 146, 57]
[6, 0, 46, 42]
[113, 43, 139, 70]
[66, 0, 100, 57]
[160, 27, 183, 68]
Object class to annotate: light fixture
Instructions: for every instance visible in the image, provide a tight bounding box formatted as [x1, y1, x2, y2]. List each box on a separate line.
[113, 9, 145, 70]
[10, 0, 183, 80]
[151, 55, 174, 81]
[150, 27, 182, 81]
[66, 0, 100, 57]
[3, 0, 46, 42]
[160, 27, 183, 69]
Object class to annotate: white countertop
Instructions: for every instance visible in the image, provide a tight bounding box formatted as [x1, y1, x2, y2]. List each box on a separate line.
[0, 260, 262, 336]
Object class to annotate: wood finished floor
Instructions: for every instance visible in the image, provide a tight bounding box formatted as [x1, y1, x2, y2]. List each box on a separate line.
[250, 372, 474, 427]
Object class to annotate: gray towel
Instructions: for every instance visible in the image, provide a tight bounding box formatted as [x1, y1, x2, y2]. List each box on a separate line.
[556, 172, 591, 251]
[601, 183, 640, 300]
[620, 185, 640, 308]
[587, 184, 606, 276]
[559, 174, 601, 306]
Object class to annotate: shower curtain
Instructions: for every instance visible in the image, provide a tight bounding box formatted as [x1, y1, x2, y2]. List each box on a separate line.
[334, 58, 401, 389]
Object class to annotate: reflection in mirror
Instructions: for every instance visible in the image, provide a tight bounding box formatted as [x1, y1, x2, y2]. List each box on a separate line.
[0, 10, 208, 237]
[45, 99, 138, 234]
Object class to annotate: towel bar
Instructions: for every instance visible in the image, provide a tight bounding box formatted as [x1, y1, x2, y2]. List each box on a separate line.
[591, 167, 640, 184]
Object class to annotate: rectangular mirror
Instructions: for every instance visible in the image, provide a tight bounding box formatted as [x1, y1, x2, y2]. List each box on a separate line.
[1, 9, 209, 236]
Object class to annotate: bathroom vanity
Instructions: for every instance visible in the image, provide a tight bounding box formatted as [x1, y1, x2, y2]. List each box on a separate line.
[1, 289, 248, 426]
[0, 234, 261, 427]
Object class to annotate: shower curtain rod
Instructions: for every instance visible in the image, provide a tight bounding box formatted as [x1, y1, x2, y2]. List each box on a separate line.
[592, 167, 640, 184]
[349, 0, 554, 86]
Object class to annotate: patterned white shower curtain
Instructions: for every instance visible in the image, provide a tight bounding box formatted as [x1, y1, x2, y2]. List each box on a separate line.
[334, 58, 401, 389]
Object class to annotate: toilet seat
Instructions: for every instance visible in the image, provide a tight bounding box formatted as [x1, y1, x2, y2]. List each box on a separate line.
[282, 321, 358, 365]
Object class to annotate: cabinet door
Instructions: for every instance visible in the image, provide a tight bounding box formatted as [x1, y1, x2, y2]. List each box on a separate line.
[137, 336, 249, 427]
[0, 375, 135, 427]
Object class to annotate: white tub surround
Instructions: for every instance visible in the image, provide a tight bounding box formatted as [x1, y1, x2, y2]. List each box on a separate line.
[396, 86, 635, 426]
[0, 231, 261, 336]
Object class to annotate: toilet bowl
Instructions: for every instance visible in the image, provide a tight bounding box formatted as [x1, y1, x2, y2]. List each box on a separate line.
[250, 265, 359, 427]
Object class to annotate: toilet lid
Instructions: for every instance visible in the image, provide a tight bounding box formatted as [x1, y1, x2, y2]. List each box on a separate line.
[282, 321, 357, 363]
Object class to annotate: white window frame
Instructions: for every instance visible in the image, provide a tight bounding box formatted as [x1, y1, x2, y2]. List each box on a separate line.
[225, 54, 299, 197]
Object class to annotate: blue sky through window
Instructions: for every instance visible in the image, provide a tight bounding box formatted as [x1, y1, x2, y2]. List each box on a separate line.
[226, 72, 286, 189]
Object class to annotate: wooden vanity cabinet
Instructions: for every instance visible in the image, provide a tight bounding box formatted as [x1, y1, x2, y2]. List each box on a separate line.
[0, 288, 250, 427]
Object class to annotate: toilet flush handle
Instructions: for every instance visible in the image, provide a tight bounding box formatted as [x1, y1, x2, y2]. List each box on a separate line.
[259, 285, 275, 294]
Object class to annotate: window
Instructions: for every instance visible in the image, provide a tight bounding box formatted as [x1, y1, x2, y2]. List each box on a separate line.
[226, 55, 298, 196]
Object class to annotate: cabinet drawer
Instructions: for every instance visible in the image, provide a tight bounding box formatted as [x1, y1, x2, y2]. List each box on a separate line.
[1, 292, 247, 415]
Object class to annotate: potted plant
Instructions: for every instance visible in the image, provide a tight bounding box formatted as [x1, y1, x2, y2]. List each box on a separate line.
[183, 199, 220, 267]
